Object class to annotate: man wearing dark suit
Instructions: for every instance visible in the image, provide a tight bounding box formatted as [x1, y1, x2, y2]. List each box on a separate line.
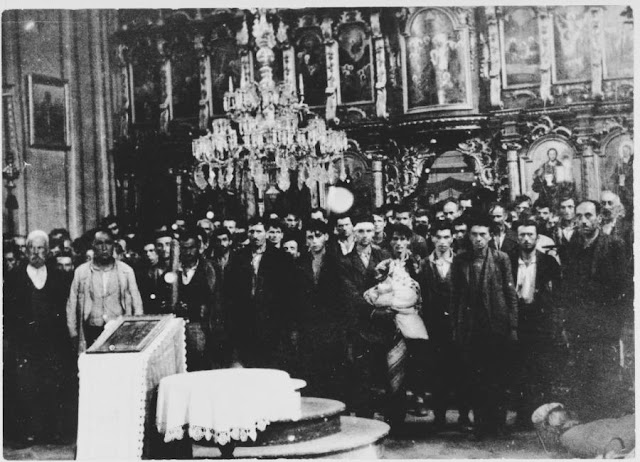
[339, 216, 400, 426]
[559, 200, 631, 420]
[136, 238, 165, 314]
[489, 203, 518, 254]
[175, 229, 219, 371]
[508, 219, 562, 429]
[225, 217, 299, 370]
[297, 219, 345, 400]
[420, 221, 471, 430]
[4, 231, 72, 446]
[451, 214, 518, 439]
[209, 227, 234, 367]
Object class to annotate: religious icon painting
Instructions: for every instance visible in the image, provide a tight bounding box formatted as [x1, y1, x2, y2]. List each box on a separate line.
[131, 37, 161, 125]
[171, 33, 200, 120]
[27, 74, 70, 150]
[210, 38, 242, 115]
[500, 7, 542, 88]
[337, 23, 374, 105]
[526, 136, 580, 206]
[295, 28, 327, 107]
[602, 5, 634, 79]
[401, 7, 472, 113]
[552, 6, 591, 83]
[600, 132, 634, 197]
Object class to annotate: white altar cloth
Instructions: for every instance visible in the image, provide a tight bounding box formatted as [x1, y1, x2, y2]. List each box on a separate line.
[156, 368, 301, 446]
[75, 317, 186, 460]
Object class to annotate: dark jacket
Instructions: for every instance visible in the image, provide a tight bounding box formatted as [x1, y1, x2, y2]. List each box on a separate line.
[553, 224, 579, 265]
[489, 228, 518, 254]
[177, 258, 217, 328]
[508, 249, 562, 338]
[450, 247, 518, 345]
[559, 232, 629, 339]
[420, 252, 455, 343]
[225, 246, 299, 363]
[339, 245, 392, 345]
[297, 251, 342, 325]
[4, 264, 71, 357]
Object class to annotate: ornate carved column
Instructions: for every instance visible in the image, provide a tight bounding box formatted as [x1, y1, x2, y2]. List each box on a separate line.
[90, 10, 113, 216]
[195, 34, 212, 131]
[589, 6, 604, 98]
[157, 36, 173, 134]
[372, 155, 385, 207]
[504, 142, 522, 201]
[578, 139, 600, 199]
[371, 12, 388, 119]
[62, 10, 83, 236]
[485, 7, 502, 108]
[321, 17, 339, 121]
[538, 7, 553, 102]
[115, 44, 132, 139]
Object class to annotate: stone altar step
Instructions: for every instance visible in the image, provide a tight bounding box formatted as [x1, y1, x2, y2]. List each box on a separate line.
[192, 416, 390, 459]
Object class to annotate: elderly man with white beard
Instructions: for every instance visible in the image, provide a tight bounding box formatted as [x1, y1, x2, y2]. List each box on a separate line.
[4, 230, 72, 446]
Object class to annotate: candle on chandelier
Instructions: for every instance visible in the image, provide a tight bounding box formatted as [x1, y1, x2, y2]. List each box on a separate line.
[298, 74, 304, 96]
[229, 76, 233, 93]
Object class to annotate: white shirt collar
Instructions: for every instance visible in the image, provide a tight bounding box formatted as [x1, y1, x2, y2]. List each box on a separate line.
[26, 264, 47, 290]
[429, 249, 454, 265]
[518, 251, 537, 266]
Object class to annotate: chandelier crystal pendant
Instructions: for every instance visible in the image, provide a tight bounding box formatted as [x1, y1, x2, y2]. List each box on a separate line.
[192, 9, 348, 197]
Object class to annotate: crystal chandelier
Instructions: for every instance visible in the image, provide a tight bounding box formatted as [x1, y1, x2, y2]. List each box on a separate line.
[192, 9, 348, 200]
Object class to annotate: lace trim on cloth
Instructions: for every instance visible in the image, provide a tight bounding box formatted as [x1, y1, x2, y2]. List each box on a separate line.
[136, 318, 187, 458]
[162, 419, 271, 445]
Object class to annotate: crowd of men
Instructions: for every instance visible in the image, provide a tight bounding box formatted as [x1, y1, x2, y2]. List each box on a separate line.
[3, 188, 634, 446]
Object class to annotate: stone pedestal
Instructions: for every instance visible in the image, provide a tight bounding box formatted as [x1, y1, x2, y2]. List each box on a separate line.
[192, 397, 389, 459]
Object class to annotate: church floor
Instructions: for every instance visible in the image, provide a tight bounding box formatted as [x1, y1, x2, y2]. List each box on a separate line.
[4, 411, 551, 460]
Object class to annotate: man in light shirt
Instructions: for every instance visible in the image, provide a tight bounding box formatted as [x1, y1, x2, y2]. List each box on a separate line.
[509, 218, 562, 429]
[66, 229, 143, 353]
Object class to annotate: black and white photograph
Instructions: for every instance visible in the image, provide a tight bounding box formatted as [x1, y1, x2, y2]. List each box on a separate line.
[2, 3, 636, 460]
